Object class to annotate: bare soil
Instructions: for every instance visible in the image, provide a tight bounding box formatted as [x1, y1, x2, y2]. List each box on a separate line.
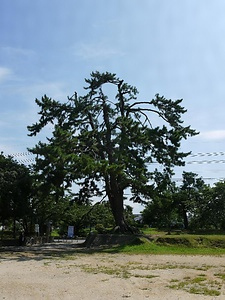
[0, 242, 224, 299]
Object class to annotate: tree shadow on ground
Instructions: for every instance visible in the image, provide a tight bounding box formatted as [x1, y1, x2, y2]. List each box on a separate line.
[0, 242, 123, 262]
[0, 234, 142, 262]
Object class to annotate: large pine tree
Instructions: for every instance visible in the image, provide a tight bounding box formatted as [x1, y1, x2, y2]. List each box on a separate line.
[28, 72, 197, 232]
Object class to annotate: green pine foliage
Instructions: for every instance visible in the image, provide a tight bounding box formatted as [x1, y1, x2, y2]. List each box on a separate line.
[27, 72, 198, 232]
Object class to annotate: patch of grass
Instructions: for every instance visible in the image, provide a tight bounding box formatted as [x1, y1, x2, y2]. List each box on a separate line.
[195, 265, 211, 271]
[134, 230, 225, 253]
[105, 236, 225, 255]
[133, 274, 158, 279]
[168, 276, 222, 296]
[79, 261, 159, 280]
[156, 235, 225, 249]
[214, 272, 225, 281]
[81, 264, 131, 279]
[78, 260, 214, 285]
[151, 263, 193, 271]
[189, 286, 220, 296]
[190, 276, 206, 284]
[169, 281, 187, 289]
[142, 228, 166, 235]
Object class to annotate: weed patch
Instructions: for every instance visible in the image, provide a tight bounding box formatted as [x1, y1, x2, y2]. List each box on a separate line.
[214, 272, 225, 281]
[133, 274, 158, 279]
[168, 275, 222, 296]
[81, 264, 131, 278]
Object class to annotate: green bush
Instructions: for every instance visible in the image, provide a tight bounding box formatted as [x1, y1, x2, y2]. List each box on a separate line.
[95, 224, 106, 234]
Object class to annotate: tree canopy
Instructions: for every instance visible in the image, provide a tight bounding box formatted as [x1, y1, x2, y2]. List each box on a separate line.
[0, 153, 32, 235]
[28, 71, 198, 232]
[142, 171, 225, 231]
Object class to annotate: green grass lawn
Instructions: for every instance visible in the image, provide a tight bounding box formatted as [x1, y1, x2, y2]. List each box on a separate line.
[111, 240, 225, 255]
[105, 228, 225, 255]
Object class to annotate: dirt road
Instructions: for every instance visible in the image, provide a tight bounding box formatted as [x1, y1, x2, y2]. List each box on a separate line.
[0, 243, 224, 299]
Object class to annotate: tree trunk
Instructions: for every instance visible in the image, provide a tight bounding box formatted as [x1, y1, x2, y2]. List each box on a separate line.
[107, 176, 133, 233]
[109, 194, 127, 232]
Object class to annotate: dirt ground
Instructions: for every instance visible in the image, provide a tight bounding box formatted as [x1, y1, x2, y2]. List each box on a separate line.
[0, 242, 224, 299]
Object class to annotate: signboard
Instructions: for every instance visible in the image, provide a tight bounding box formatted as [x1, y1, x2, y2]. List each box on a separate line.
[35, 224, 39, 233]
[67, 226, 74, 238]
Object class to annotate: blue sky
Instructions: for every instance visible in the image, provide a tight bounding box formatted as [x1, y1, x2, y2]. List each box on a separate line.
[1, 0, 225, 211]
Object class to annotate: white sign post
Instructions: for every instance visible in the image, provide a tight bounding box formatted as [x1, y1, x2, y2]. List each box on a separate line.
[67, 226, 74, 238]
[35, 224, 39, 237]
[35, 224, 39, 233]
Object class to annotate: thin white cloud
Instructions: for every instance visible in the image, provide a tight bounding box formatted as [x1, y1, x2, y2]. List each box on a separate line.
[0, 67, 12, 82]
[1, 46, 36, 58]
[18, 81, 67, 100]
[199, 130, 225, 140]
[74, 41, 125, 60]
[0, 80, 68, 149]
[3, 80, 68, 106]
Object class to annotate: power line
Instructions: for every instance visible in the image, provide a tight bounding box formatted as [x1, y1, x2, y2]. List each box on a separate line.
[2, 151, 225, 183]
[187, 160, 225, 164]
[2, 151, 33, 157]
[4, 150, 225, 167]
[189, 151, 225, 157]
[6, 150, 225, 158]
